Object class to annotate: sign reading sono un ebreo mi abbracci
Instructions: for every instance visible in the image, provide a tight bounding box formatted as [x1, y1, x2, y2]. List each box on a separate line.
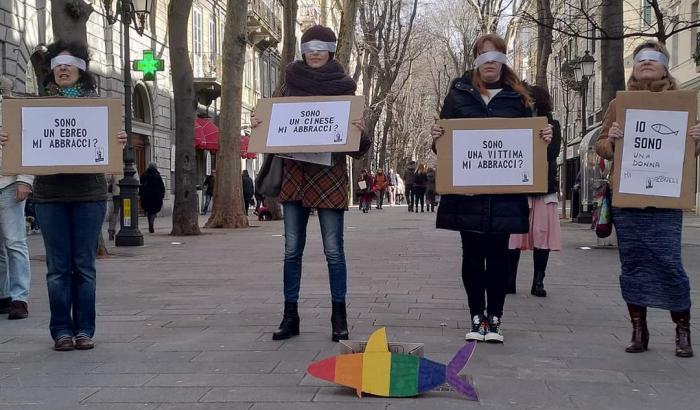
[619, 108, 688, 198]
[266, 100, 351, 147]
[21, 106, 109, 166]
[452, 128, 534, 186]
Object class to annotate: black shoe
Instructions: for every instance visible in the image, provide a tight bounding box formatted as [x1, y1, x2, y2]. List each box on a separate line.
[0, 297, 11, 314]
[148, 226, 155, 233]
[272, 302, 300, 340]
[8, 301, 28, 320]
[531, 271, 547, 297]
[484, 315, 504, 343]
[331, 302, 349, 342]
[108, 231, 115, 241]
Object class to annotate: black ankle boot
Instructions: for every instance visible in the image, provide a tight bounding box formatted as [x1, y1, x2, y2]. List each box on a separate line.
[626, 304, 649, 353]
[671, 310, 693, 358]
[531, 270, 547, 297]
[272, 302, 300, 340]
[331, 302, 349, 342]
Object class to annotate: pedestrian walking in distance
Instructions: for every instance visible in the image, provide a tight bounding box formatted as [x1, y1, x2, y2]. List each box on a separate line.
[0, 41, 128, 351]
[431, 34, 552, 344]
[412, 163, 427, 212]
[507, 85, 562, 297]
[242, 170, 254, 215]
[403, 160, 417, 211]
[596, 41, 700, 358]
[250, 25, 370, 342]
[357, 169, 373, 213]
[139, 163, 165, 234]
[372, 169, 388, 209]
[426, 167, 437, 212]
[201, 171, 215, 215]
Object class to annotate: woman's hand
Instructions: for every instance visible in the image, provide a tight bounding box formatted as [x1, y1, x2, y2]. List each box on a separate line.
[117, 131, 127, 148]
[539, 124, 553, 144]
[251, 115, 263, 129]
[0, 129, 8, 147]
[689, 123, 700, 144]
[609, 122, 624, 142]
[352, 119, 365, 133]
[431, 124, 444, 141]
[16, 184, 31, 202]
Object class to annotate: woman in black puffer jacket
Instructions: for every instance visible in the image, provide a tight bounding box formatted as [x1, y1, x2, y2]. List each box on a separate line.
[431, 34, 552, 344]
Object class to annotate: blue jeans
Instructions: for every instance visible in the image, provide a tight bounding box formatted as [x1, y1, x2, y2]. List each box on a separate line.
[0, 184, 31, 302]
[282, 201, 347, 303]
[201, 193, 212, 214]
[36, 201, 106, 340]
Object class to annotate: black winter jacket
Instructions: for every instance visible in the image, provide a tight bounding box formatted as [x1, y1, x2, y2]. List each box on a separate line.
[436, 72, 532, 234]
[545, 115, 562, 194]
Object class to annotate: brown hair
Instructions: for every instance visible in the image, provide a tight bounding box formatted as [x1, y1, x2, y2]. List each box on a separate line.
[528, 85, 553, 114]
[472, 34, 532, 107]
[416, 163, 426, 174]
[627, 40, 678, 91]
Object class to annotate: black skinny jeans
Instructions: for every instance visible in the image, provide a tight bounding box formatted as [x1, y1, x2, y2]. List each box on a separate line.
[413, 187, 426, 211]
[460, 231, 510, 318]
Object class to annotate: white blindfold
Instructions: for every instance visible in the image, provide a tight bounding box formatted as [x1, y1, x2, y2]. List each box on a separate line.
[50, 55, 87, 72]
[474, 51, 508, 68]
[300, 40, 337, 54]
[634, 50, 669, 68]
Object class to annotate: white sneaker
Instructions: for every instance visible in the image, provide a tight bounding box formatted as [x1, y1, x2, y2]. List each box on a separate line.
[465, 314, 487, 341]
[484, 315, 504, 343]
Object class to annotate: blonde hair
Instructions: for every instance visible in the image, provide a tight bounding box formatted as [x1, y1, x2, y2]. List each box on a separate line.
[627, 40, 678, 91]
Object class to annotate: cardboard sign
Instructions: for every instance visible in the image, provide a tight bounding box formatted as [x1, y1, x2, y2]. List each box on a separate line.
[435, 117, 549, 194]
[612, 91, 697, 209]
[249, 95, 364, 153]
[1, 97, 123, 175]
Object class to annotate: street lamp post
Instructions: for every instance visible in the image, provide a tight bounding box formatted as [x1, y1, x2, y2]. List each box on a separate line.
[574, 50, 596, 223]
[104, 0, 151, 246]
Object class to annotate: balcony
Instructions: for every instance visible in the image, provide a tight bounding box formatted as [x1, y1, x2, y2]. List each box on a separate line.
[247, 0, 282, 49]
[298, 4, 320, 30]
[189, 52, 222, 106]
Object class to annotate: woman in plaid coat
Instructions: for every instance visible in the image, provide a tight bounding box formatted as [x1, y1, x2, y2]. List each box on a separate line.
[252, 25, 369, 342]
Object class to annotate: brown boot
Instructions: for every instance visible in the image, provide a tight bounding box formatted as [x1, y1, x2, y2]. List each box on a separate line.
[625, 304, 649, 353]
[671, 310, 693, 358]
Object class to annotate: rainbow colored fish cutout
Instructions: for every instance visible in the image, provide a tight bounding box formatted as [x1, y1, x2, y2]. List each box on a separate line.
[307, 327, 478, 400]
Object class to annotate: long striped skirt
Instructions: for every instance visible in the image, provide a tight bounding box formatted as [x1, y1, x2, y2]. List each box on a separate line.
[612, 207, 691, 311]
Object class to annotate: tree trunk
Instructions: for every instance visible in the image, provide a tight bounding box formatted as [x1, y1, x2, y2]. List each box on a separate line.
[51, 0, 92, 45]
[535, 0, 553, 89]
[600, 0, 625, 112]
[266, 0, 299, 221]
[378, 93, 395, 170]
[336, 0, 359, 71]
[205, 0, 249, 229]
[168, 0, 201, 235]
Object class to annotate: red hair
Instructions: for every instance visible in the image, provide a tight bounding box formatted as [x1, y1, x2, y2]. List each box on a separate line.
[472, 34, 532, 107]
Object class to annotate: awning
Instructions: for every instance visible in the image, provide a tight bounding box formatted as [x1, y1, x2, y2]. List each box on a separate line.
[195, 118, 219, 151]
[240, 135, 257, 159]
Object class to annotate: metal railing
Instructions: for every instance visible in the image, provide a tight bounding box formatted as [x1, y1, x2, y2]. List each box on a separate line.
[189, 52, 223, 79]
[248, 0, 283, 40]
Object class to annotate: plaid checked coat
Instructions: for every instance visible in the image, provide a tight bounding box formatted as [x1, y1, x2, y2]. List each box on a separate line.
[278, 62, 370, 210]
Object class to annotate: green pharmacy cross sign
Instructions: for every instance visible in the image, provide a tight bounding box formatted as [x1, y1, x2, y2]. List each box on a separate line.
[132, 50, 164, 81]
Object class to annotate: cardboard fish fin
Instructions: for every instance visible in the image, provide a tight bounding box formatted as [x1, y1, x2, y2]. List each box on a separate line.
[445, 341, 478, 401]
[364, 327, 389, 352]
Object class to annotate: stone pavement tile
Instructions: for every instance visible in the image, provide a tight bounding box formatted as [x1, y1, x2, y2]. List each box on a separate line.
[565, 355, 684, 372]
[85, 387, 210, 403]
[474, 376, 576, 408]
[312, 387, 392, 402]
[0, 404, 159, 410]
[91, 361, 277, 374]
[0, 387, 99, 406]
[0, 373, 156, 387]
[37, 350, 200, 364]
[145, 340, 281, 352]
[625, 369, 693, 383]
[145, 373, 304, 387]
[201, 386, 318, 402]
[516, 367, 630, 383]
[192, 350, 318, 363]
[251, 403, 387, 410]
[547, 380, 660, 410]
[156, 404, 252, 410]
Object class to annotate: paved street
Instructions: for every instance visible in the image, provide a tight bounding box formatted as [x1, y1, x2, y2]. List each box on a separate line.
[0, 205, 698, 410]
